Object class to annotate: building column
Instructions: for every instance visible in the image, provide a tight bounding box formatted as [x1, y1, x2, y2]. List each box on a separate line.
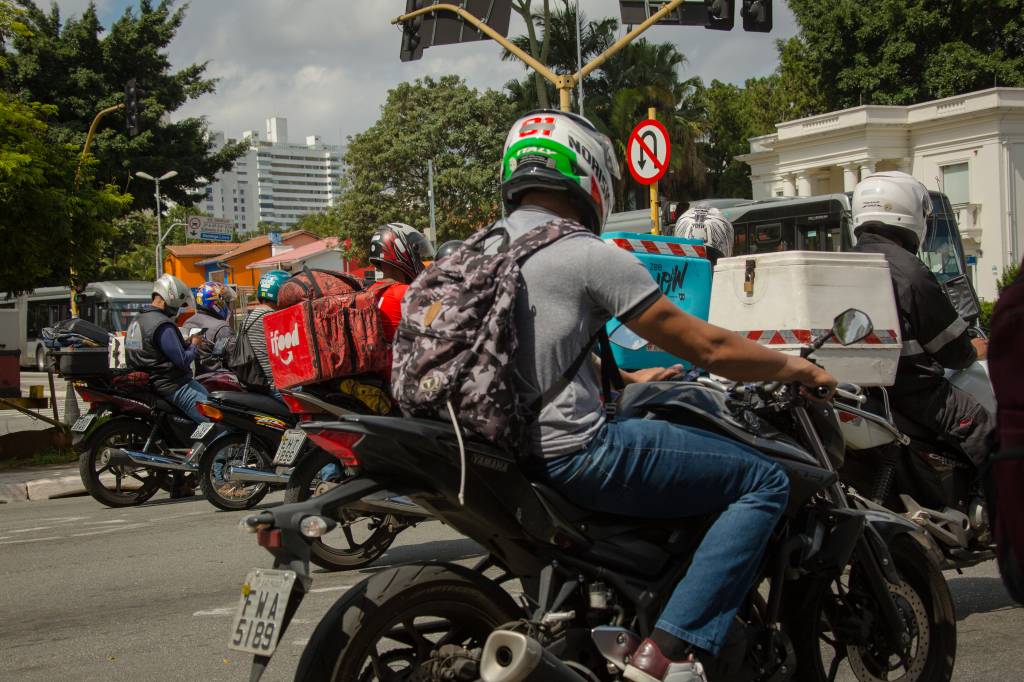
[897, 157, 913, 174]
[796, 174, 812, 197]
[781, 174, 796, 197]
[842, 164, 860, 192]
[859, 159, 876, 181]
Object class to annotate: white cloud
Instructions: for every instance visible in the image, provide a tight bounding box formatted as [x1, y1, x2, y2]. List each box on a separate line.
[43, 1, 798, 144]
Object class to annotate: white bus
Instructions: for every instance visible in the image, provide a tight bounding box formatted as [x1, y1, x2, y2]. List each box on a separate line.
[0, 281, 153, 370]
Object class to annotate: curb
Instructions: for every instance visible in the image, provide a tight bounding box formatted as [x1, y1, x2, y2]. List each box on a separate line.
[0, 475, 86, 503]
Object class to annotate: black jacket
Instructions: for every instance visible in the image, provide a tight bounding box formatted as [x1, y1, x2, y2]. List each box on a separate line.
[125, 307, 190, 396]
[853, 232, 976, 396]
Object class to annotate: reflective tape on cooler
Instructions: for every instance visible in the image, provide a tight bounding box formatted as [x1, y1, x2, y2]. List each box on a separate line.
[607, 237, 707, 259]
[740, 329, 900, 345]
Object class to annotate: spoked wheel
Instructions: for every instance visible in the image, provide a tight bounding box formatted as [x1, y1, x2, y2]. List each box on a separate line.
[198, 434, 273, 511]
[787, 537, 956, 682]
[284, 447, 401, 571]
[78, 419, 163, 507]
[295, 563, 523, 682]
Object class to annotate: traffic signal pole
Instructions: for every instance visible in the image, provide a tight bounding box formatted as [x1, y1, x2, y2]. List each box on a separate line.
[393, 0, 688, 113]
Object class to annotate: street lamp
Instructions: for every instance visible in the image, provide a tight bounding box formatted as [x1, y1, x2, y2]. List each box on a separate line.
[135, 170, 178, 277]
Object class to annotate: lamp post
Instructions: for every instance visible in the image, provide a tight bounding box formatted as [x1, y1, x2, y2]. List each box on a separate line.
[135, 170, 178, 277]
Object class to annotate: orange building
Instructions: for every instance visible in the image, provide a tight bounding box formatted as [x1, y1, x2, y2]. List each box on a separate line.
[163, 243, 238, 289]
[193, 231, 319, 288]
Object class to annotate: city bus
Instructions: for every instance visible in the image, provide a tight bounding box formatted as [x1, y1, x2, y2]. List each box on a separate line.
[0, 281, 152, 370]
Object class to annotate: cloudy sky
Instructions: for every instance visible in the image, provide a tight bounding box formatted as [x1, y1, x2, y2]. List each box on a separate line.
[43, 1, 798, 145]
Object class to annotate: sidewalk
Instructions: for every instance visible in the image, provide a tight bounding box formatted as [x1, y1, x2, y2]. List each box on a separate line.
[0, 463, 83, 503]
[1, 372, 78, 437]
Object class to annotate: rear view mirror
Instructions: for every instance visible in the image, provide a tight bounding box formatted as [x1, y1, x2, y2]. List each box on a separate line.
[832, 308, 874, 346]
[608, 323, 647, 351]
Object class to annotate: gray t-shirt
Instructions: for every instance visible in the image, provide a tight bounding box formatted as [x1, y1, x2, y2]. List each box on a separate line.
[502, 206, 660, 456]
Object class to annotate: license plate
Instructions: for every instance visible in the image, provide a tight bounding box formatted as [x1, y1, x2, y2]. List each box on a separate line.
[190, 422, 216, 440]
[70, 414, 97, 433]
[272, 429, 306, 465]
[228, 568, 296, 656]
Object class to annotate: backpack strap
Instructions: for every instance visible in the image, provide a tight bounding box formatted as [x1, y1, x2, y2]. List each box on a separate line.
[507, 219, 590, 263]
[529, 326, 623, 417]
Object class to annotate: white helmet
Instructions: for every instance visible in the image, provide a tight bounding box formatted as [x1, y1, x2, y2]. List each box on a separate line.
[153, 274, 191, 310]
[673, 206, 734, 260]
[501, 110, 620, 232]
[852, 171, 932, 247]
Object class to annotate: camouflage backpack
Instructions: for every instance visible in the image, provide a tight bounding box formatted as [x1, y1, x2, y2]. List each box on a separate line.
[392, 218, 597, 448]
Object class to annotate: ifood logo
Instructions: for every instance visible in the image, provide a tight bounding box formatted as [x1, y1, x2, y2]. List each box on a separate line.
[270, 324, 300, 365]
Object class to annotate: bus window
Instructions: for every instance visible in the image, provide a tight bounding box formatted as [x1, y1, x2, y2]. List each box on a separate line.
[799, 223, 843, 252]
[27, 301, 48, 339]
[107, 301, 147, 332]
[747, 222, 795, 253]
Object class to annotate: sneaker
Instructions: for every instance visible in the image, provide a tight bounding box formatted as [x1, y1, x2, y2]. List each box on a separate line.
[624, 639, 708, 682]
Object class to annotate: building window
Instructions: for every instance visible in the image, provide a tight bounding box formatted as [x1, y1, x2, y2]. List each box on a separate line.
[941, 163, 970, 205]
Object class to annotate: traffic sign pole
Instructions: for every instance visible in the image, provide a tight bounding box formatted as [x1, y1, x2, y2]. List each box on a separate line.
[649, 107, 660, 235]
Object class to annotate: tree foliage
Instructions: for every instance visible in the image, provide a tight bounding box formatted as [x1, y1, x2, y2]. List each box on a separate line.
[0, 92, 129, 293]
[0, 0, 243, 210]
[334, 76, 517, 264]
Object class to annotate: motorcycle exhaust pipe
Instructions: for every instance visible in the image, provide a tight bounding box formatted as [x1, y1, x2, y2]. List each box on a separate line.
[225, 466, 290, 485]
[106, 448, 197, 472]
[347, 492, 431, 518]
[479, 631, 587, 682]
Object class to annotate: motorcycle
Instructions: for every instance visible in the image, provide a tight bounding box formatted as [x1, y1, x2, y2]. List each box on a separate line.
[275, 386, 430, 570]
[231, 309, 956, 682]
[835, 361, 996, 570]
[73, 370, 241, 507]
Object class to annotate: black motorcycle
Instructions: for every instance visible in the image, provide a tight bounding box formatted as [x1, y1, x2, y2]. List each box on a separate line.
[231, 309, 955, 682]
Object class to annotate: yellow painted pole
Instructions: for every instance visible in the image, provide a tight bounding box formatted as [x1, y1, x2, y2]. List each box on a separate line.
[648, 107, 660, 235]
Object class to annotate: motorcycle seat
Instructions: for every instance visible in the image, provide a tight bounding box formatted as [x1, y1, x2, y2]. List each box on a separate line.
[210, 391, 293, 418]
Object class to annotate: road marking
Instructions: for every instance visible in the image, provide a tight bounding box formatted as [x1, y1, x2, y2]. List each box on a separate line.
[291, 639, 309, 646]
[309, 585, 351, 594]
[8, 526, 55, 534]
[0, 536, 61, 546]
[70, 523, 149, 537]
[193, 606, 236, 617]
[82, 519, 128, 526]
[149, 510, 209, 523]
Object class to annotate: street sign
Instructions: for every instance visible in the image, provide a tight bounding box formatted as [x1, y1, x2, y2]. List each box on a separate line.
[627, 119, 671, 185]
[187, 216, 234, 242]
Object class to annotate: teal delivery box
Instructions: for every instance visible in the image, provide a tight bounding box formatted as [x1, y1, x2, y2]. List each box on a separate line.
[602, 232, 712, 370]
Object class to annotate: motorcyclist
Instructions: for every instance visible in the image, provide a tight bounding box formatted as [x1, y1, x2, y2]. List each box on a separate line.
[368, 222, 434, 342]
[239, 269, 290, 393]
[125, 274, 208, 424]
[434, 239, 465, 262]
[498, 110, 836, 681]
[851, 171, 994, 473]
[184, 281, 236, 373]
[673, 206, 734, 266]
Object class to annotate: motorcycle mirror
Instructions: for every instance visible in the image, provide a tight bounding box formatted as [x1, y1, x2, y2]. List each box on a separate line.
[608, 323, 648, 351]
[832, 308, 874, 346]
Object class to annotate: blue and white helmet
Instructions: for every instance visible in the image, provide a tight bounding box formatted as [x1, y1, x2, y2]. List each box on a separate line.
[673, 206, 734, 260]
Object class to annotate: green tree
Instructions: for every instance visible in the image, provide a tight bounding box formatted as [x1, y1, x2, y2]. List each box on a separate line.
[0, 0, 243, 210]
[335, 76, 517, 264]
[782, 0, 1024, 111]
[0, 92, 129, 293]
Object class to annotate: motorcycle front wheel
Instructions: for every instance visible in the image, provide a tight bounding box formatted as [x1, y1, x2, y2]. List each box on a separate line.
[786, 535, 956, 682]
[198, 434, 273, 511]
[295, 563, 523, 682]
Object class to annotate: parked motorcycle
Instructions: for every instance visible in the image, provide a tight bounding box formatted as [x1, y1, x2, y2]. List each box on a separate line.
[73, 370, 241, 507]
[276, 387, 429, 570]
[231, 309, 955, 682]
[835, 362, 996, 570]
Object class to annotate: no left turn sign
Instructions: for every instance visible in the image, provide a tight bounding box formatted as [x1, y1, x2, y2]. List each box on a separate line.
[627, 119, 671, 185]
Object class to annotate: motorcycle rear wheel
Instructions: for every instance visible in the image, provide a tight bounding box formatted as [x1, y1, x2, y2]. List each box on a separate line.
[284, 448, 399, 570]
[198, 434, 273, 511]
[78, 419, 163, 508]
[786, 536, 956, 682]
[295, 562, 522, 682]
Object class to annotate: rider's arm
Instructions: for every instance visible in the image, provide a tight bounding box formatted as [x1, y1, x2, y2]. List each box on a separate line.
[909, 271, 976, 370]
[155, 323, 199, 371]
[625, 296, 835, 391]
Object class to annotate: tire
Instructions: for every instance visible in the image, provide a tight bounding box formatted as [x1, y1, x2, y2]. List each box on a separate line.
[78, 418, 163, 508]
[36, 347, 47, 373]
[786, 535, 956, 682]
[284, 447, 399, 571]
[198, 434, 274, 511]
[295, 563, 523, 682]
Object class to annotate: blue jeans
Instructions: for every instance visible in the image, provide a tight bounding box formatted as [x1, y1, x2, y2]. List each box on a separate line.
[543, 419, 789, 656]
[171, 379, 210, 424]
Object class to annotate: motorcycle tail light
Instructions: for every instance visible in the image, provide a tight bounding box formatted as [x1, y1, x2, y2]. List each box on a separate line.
[307, 430, 362, 467]
[196, 403, 223, 421]
[76, 387, 108, 404]
[281, 393, 322, 418]
[256, 528, 282, 549]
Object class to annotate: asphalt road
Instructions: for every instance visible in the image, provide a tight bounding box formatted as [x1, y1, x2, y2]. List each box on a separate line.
[1, 492, 1021, 681]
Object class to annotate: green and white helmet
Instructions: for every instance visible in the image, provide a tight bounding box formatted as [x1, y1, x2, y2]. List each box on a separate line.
[501, 110, 620, 232]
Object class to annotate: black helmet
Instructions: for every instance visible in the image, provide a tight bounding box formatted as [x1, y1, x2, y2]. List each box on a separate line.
[435, 240, 465, 261]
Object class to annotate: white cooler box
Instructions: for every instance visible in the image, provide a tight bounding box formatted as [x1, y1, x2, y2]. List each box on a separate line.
[709, 251, 902, 386]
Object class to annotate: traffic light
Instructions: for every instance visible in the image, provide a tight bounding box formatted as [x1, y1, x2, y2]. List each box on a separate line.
[704, 0, 734, 31]
[742, 0, 772, 32]
[398, 1, 512, 63]
[124, 78, 144, 137]
[400, 0, 426, 62]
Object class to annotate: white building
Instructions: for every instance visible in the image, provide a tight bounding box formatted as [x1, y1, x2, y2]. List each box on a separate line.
[202, 117, 343, 232]
[738, 88, 1024, 300]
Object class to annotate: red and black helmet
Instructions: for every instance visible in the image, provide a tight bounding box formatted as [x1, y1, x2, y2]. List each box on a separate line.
[368, 223, 434, 282]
